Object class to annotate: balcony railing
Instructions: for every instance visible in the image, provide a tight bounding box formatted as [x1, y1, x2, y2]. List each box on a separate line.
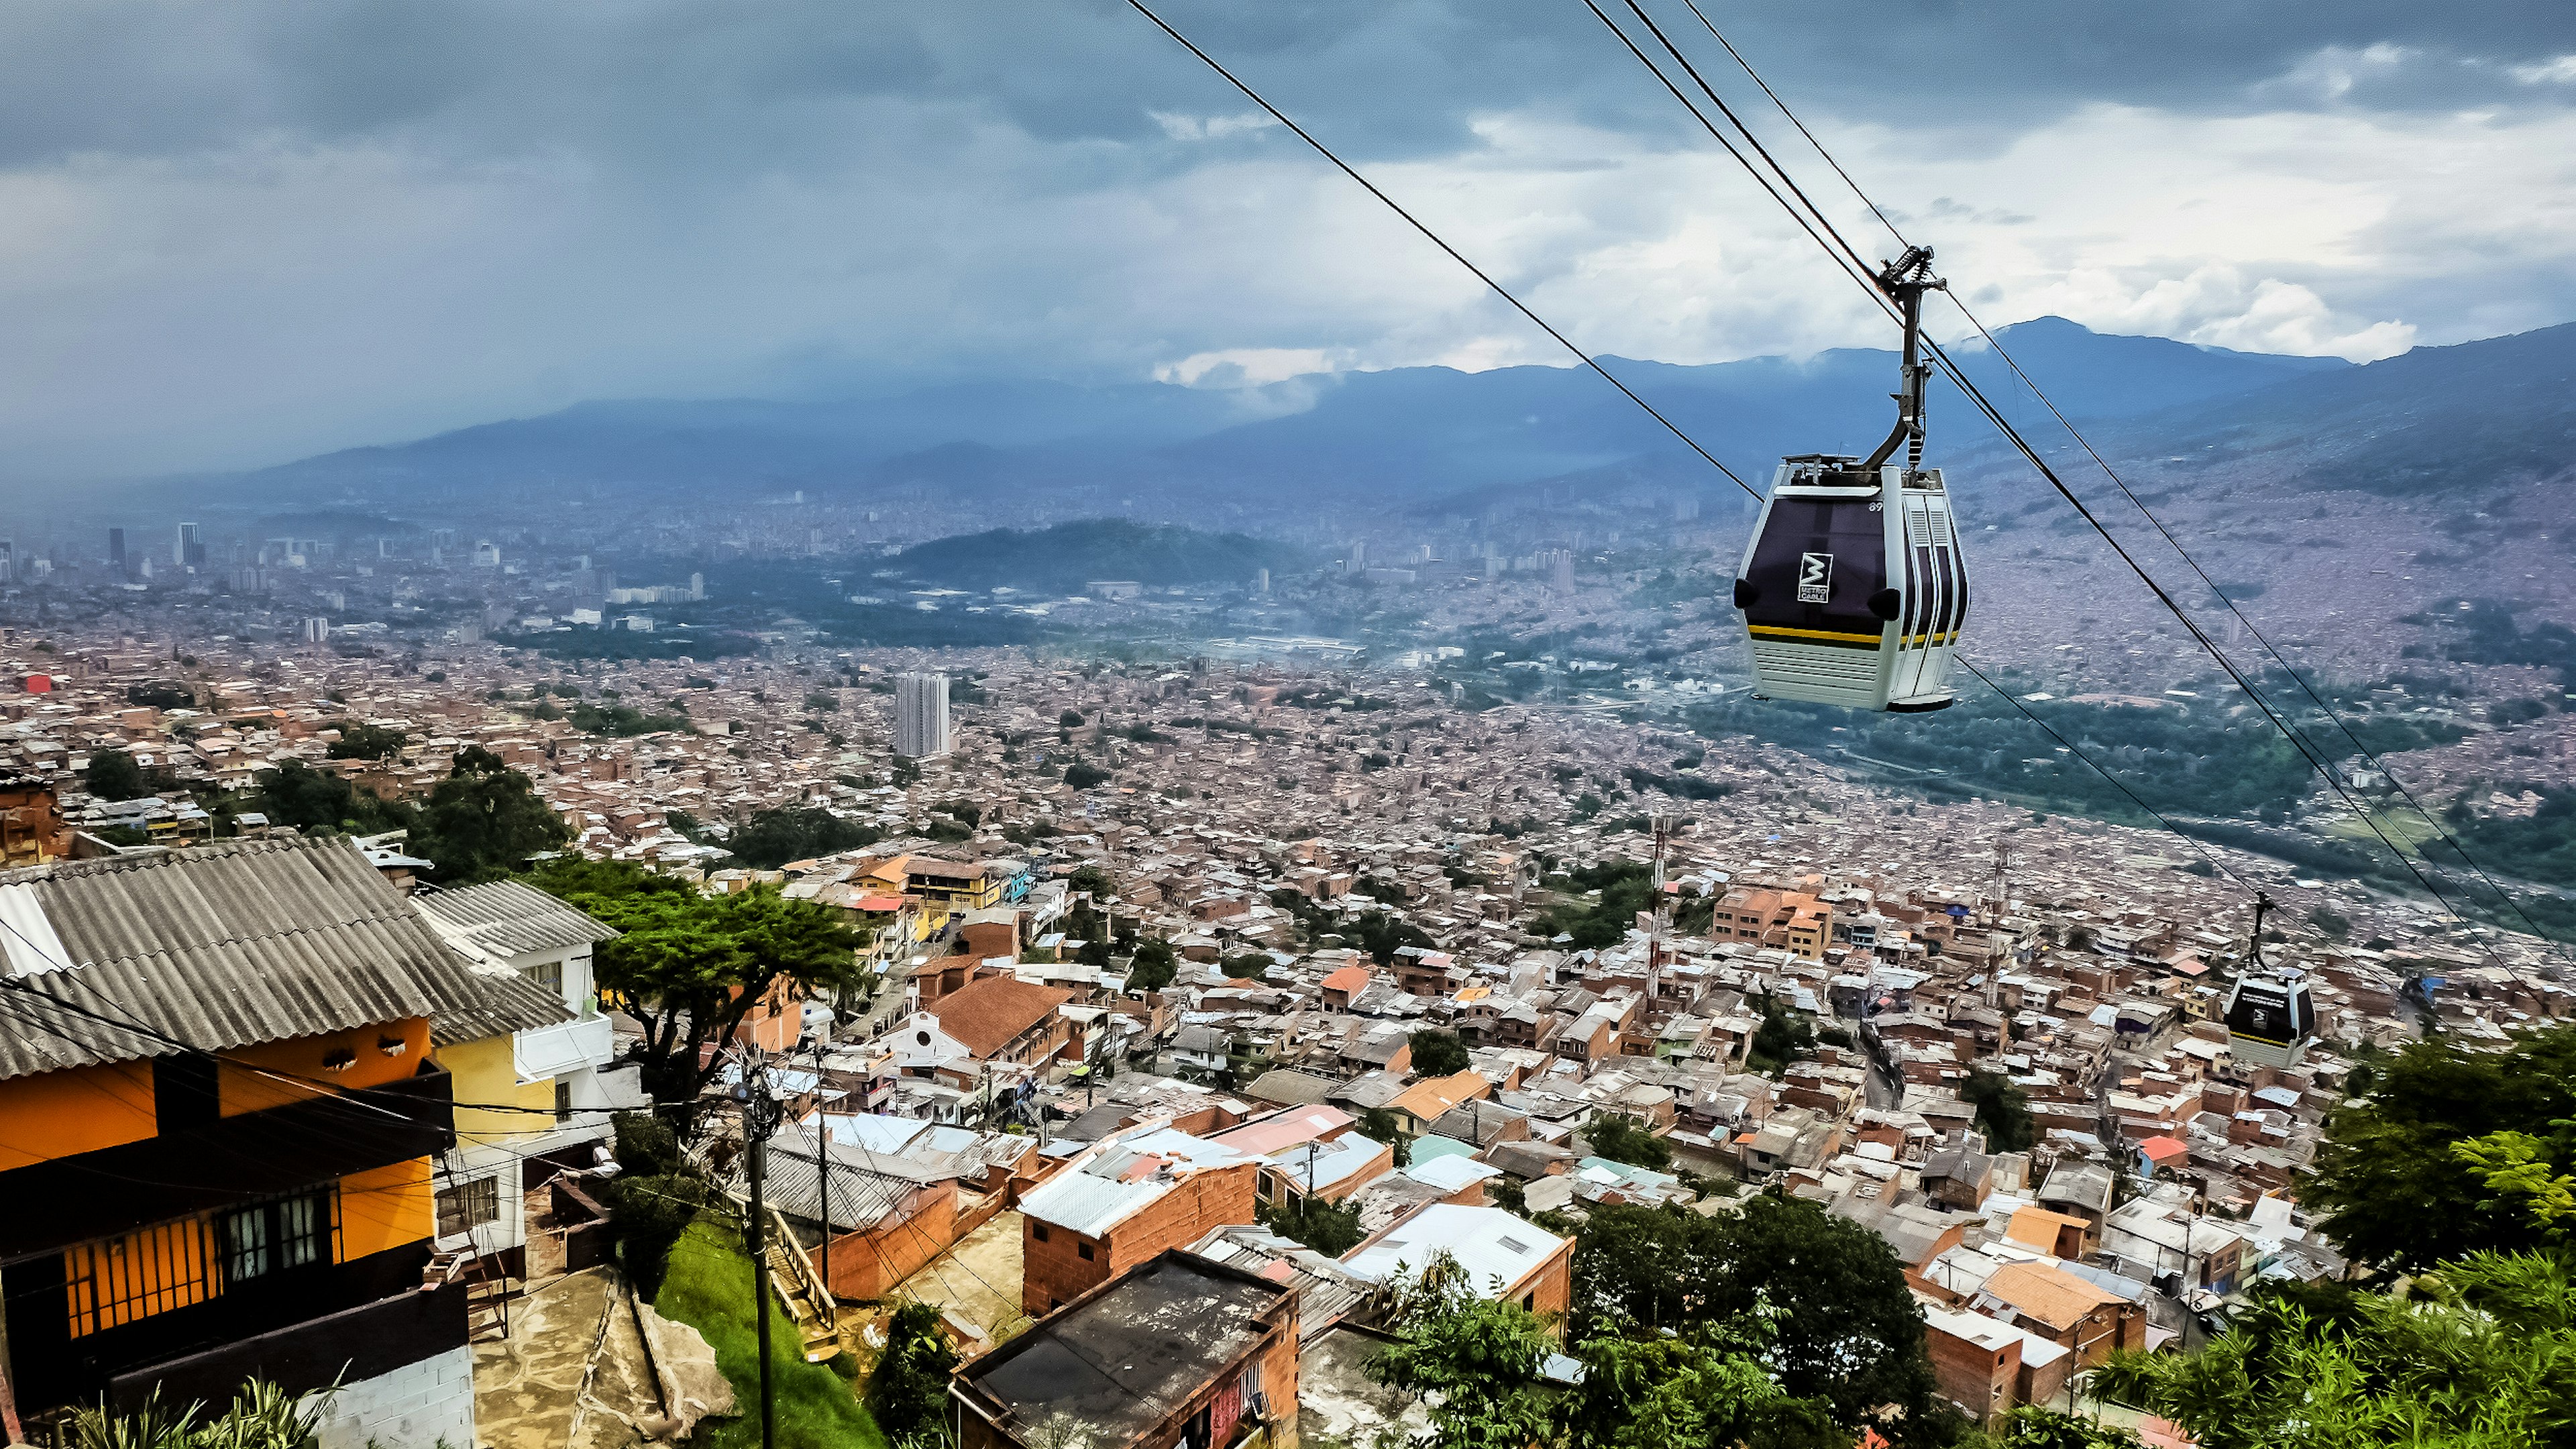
[515, 1012, 616, 1082]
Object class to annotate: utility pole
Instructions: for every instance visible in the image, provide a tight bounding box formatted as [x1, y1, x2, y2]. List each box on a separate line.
[807, 1039, 831, 1300]
[735, 1048, 780, 1449]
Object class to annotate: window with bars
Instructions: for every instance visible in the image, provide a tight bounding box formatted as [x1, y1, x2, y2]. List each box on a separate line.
[64, 1219, 216, 1338]
[218, 1189, 337, 1285]
[436, 1175, 502, 1238]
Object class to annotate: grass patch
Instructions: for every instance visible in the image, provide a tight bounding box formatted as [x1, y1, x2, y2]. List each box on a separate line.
[654, 1218, 887, 1449]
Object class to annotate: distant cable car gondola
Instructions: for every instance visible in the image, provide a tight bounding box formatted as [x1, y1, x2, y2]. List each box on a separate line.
[1732, 247, 1966, 712]
[2222, 892, 2316, 1068]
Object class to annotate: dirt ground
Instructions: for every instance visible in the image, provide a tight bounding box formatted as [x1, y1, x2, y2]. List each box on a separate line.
[881, 1208, 1032, 1350]
[472, 1267, 665, 1449]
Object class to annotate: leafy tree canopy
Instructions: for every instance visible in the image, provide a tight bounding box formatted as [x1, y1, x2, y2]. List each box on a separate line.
[534, 863, 864, 1105]
[1962, 1069, 2036, 1155]
[2094, 1252, 2576, 1449]
[1582, 1113, 1672, 1172]
[1258, 1193, 1366, 1257]
[866, 1299, 959, 1444]
[1569, 1197, 1935, 1436]
[720, 806, 880, 870]
[2302, 1021, 2576, 1271]
[324, 720, 409, 761]
[1126, 938, 1177, 993]
[411, 745, 572, 882]
[84, 748, 154, 803]
[1409, 1028, 1470, 1077]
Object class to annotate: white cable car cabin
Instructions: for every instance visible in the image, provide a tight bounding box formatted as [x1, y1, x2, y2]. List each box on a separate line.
[2223, 969, 2317, 1070]
[1730, 247, 1966, 714]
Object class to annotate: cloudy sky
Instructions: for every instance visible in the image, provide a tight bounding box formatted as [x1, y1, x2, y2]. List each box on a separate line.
[5, 0, 2573, 478]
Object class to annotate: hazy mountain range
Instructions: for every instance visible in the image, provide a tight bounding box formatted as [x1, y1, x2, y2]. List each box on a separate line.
[95, 315, 2576, 529]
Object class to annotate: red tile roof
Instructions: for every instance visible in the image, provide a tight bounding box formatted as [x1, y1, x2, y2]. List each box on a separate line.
[928, 975, 1073, 1059]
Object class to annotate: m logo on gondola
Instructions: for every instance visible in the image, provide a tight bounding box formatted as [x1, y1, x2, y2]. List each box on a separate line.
[1796, 551, 1833, 603]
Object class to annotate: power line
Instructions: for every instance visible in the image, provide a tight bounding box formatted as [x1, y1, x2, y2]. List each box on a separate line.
[1126, 0, 2270, 903]
[1124, 0, 1757, 498]
[1577, 1, 2522, 962]
[1668, 2, 2561, 946]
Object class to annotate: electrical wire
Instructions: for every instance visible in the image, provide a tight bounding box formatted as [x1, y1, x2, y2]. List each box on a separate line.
[1666, 1, 2559, 946]
[1574, 1, 2524, 963]
[1126, 1, 2269, 903]
[1125, 0, 1758, 498]
[1664, 1, 2557, 945]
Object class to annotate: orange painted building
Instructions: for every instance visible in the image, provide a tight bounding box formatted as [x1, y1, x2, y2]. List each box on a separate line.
[0, 838, 527, 1447]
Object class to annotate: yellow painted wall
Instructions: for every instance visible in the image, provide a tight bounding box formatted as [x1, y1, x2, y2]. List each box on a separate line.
[0, 1061, 158, 1170]
[219, 1018, 433, 1116]
[339, 1159, 435, 1261]
[442, 1034, 554, 1141]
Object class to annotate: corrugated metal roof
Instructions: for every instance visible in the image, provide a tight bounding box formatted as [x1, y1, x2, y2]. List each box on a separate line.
[0, 837, 515, 1081]
[429, 967, 574, 1047]
[413, 878, 618, 963]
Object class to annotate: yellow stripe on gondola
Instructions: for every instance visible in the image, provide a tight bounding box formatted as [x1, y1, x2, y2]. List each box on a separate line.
[1749, 625, 1882, 644]
[1900, 631, 1961, 646]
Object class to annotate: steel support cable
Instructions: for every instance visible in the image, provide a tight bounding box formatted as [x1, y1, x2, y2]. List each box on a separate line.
[1587, 5, 2519, 959]
[1673, 0, 2559, 944]
[1126, 0, 1759, 498]
[1130, 0, 2280, 894]
[1951, 659, 2255, 888]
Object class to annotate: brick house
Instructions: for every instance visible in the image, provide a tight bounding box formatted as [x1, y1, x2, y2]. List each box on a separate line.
[1016, 1127, 1260, 1316]
[1344, 1203, 1573, 1326]
[953, 1250, 1299, 1449]
[889, 975, 1076, 1094]
[1972, 1260, 2147, 1368]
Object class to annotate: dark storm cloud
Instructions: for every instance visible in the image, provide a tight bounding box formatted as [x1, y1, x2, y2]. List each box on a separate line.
[0, 1, 2569, 478]
[11, 2, 2571, 167]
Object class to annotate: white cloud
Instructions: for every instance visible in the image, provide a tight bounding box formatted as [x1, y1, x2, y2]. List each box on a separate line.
[2512, 55, 2576, 85]
[1147, 109, 1281, 142]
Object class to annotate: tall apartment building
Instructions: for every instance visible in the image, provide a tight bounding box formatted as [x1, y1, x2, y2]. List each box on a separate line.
[896, 671, 951, 760]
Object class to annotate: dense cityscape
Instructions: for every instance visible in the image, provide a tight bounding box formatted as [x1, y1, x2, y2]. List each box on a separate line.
[7, 5, 2576, 1449]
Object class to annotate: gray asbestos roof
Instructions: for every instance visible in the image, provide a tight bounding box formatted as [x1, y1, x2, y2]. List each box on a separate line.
[0, 836, 535, 1081]
[413, 878, 618, 963]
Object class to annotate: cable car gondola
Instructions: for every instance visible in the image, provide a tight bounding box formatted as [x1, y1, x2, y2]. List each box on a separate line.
[1731, 247, 1966, 712]
[2222, 892, 2316, 1069]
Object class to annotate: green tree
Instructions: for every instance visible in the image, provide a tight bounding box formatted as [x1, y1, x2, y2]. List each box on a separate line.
[1582, 1113, 1672, 1172]
[1063, 761, 1111, 789]
[84, 748, 150, 802]
[1962, 1069, 2036, 1155]
[541, 866, 865, 1105]
[1570, 1198, 1935, 1437]
[252, 757, 413, 835]
[1567, 1316, 1840, 1449]
[1352, 910, 1434, 966]
[325, 720, 409, 761]
[1409, 1028, 1470, 1077]
[1259, 1193, 1366, 1256]
[411, 745, 572, 882]
[2093, 1252, 2576, 1449]
[721, 806, 881, 869]
[1990, 1406, 2142, 1448]
[1368, 1256, 1559, 1449]
[2302, 1022, 2576, 1271]
[1069, 863, 1116, 899]
[865, 1299, 959, 1444]
[605, 1171, 707, 1301]
[1356, 1107, 1412, 1167]
[1747, 995, 1815, 1075]
[1126, 938, 1177, 993]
